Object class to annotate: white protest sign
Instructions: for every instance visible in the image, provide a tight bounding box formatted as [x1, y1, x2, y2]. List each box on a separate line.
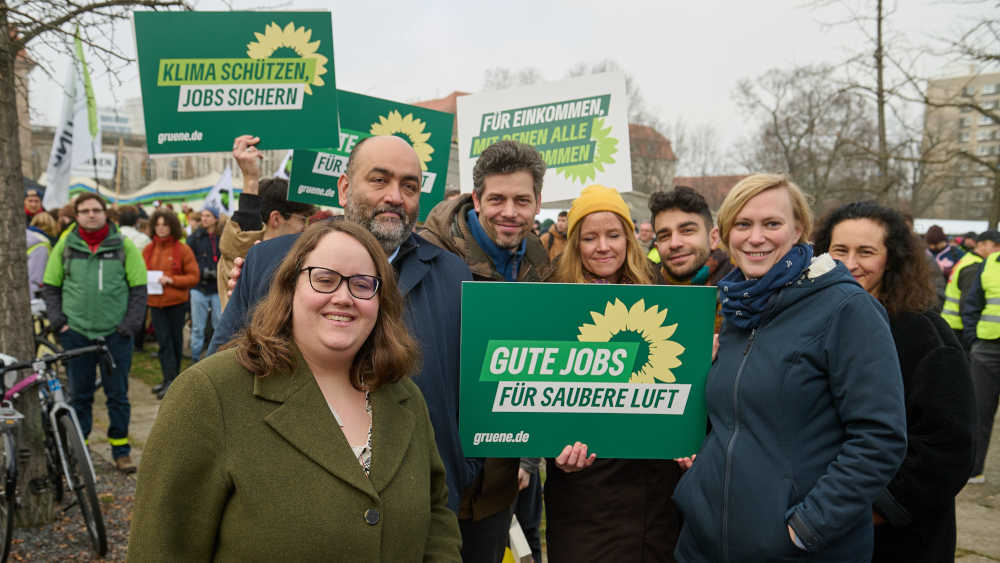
[457, 72, 632, 202]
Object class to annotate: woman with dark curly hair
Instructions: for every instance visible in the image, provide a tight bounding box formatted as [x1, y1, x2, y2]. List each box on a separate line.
[814, 201, 976, 562]
[143, 209, 199, 399]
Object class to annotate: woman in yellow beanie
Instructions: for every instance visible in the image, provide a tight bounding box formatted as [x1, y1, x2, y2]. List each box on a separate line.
[546, 185, 679, 563]
[553, 184, 652, 284]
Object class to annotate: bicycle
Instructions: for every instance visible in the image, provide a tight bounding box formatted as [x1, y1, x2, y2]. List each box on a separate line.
[30, 299, 62, 358]
[0, 345, 112, 559]
[0, 397, 22, 563]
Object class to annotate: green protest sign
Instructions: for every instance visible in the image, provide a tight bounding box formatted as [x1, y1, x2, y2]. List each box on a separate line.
[461, 282, 716, 459]
[133, 12, 338, 154]
[286, 90, 454, 220]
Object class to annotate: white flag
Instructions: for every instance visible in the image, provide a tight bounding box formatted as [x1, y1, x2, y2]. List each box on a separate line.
[272, 149, 293, 180]
[204, 166, 235, 215]
[43, 47, 101, 209]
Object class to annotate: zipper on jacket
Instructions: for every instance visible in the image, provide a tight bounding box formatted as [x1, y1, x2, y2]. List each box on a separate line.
[722, 327, 756, 562]
[98, 260, 104, 291]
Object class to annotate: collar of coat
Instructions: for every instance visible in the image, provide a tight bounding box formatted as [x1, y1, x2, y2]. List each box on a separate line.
[420, 194, 554, 281]
[252, 346, 418, 501]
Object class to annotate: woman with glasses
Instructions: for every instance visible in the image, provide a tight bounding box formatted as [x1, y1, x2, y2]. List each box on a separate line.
[129, 221, 461, 561]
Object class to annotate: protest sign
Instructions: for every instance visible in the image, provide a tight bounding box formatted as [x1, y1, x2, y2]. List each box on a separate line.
[460, 282, 715, 459]
[286, 90, 454, 220]
[457, 72, 632, 202]
[133, 11, 338, 154]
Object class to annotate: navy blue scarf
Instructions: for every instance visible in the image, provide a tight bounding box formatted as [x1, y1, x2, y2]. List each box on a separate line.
[718, 243, 813, 329]
[466, 208, 526, 282]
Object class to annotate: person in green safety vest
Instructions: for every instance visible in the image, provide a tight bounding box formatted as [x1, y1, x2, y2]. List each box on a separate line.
[960, 235, 1000, 484]
[942, 231, 1000, 345]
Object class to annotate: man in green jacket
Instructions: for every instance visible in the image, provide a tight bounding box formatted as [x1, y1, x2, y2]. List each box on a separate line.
[41, 193, 147, 473]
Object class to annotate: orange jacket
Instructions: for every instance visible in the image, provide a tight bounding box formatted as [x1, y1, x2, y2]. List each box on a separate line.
[143, 237, 199, 308]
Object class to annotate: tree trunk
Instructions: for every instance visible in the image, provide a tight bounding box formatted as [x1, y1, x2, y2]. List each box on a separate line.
[0, 8, 57, 527]
[875, 0, 890, 200]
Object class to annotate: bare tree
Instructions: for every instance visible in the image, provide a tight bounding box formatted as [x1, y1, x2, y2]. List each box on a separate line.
[662, 118, 726, 177]
[1, 0, 186, 525]
[733, 64, 882, 213]
[482, 66, 544, 91]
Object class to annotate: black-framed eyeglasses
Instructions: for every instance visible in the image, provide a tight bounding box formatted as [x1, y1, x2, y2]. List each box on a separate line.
[300, 267, 381, 300]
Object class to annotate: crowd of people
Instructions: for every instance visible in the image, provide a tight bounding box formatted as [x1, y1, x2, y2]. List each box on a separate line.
[20, 133, 1000, 561]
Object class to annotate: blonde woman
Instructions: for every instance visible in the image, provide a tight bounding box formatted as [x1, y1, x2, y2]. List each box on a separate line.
[545, 185, 682, 563]
[672, 174, 907, 561]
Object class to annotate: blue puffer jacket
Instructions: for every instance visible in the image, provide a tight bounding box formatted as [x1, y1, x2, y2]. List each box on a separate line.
[674, 256, 907, 562]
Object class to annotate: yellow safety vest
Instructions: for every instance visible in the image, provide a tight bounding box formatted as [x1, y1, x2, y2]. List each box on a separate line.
[942, 252, 984, 330]
[977, 251, 1000, 340]
[647, 246, 661, 264]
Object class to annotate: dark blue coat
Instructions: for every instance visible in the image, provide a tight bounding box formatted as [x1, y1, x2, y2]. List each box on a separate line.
[208, 231, 481, 512]
[186, 227, 220, 294]
[673, 257, 907, 562]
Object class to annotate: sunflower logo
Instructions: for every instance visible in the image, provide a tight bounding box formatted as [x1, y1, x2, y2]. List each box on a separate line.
[370, 111, 434, 171]
[577, 299, 685, 383]
[558, 117, 618, 184]
[246, 22, 328, 95]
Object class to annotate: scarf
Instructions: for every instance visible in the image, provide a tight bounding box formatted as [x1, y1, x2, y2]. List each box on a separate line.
[466, 208, 526, 282]
[660, 263, 710, 286]
[78, 224, 110, 253]
[718, 243, 813, 330]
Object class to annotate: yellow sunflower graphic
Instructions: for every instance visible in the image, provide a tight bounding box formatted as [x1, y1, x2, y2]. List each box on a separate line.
[577, 298, 685, 383]
[246, 22, 328, 95]
[370, 111, 434, 171]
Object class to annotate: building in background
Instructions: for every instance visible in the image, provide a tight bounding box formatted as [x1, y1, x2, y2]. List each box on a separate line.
[923, 70, 1000, 220]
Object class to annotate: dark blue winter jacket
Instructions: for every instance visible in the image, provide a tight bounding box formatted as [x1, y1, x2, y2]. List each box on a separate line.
[207, 231, 482, 512]
[674, 255, 907, 562]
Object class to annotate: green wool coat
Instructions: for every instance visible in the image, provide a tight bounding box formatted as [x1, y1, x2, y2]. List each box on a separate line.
[128, 348, 461, 562]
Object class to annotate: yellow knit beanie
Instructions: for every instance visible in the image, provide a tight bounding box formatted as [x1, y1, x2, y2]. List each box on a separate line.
[567, 184, 634, 236]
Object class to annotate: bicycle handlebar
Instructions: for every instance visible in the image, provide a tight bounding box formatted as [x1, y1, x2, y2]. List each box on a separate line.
[0, 344, 116, 376]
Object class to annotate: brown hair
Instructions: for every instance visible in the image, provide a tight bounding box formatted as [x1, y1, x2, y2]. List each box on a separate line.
[149, 209, 185, 240]
[717, 174, 813, 247]
[554, 211, 653, 285]
[73, 192, 107, 214]
[229, 221, 420, 390]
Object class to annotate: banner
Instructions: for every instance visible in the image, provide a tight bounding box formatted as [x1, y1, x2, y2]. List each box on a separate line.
[457, 72, 632, 203]
[460, 282, 715, 459]
[133, 11, 338, 154]
[286, 90, 454, 220]
[43, 38, 102, 209]
[72, 152, 116, 181]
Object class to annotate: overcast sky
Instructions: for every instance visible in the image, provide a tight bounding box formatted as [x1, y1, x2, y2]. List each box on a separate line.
[27, 0, 991, 161]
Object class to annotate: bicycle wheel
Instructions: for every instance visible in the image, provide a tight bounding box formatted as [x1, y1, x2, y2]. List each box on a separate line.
[56, 415, 106, 556]
[0, 432, 16, 563]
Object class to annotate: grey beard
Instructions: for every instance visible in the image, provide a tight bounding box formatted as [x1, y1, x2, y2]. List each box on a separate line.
[344, 203, 413, 254]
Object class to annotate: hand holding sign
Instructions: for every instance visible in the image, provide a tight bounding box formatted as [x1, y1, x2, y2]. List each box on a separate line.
[555, 442, 596, 473]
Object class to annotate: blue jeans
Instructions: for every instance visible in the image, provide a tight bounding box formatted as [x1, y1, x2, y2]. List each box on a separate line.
[189, 289, 220, 362]
[58, 329, 132, 459]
